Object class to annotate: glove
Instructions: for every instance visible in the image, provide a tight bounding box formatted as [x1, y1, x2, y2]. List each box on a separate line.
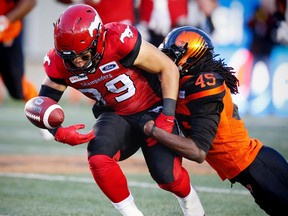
[54, 124, 95, 146]
[0, 15, 9, 32]
[148, 0, 171, 36]
[146, 112, 175, 147]
[155, 112, 175, 133]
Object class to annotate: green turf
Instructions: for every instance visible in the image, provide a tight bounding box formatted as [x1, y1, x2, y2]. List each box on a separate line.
[1, 99, 287, 215]
[0, 174, 266, 216]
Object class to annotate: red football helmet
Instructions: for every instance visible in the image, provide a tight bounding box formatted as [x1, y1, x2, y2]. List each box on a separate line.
[159, 26, 214, 73]
[54, 4, 105, 75]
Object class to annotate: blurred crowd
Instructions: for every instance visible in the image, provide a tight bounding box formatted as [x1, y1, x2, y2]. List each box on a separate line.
[55, 0, 288, 48]
[1, 0, 287, 105]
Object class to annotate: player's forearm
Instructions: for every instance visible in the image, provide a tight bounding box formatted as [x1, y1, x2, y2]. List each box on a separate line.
[159, 66, 179, 116]
[144, 121, 206, 163]
[6, 0, 36, 22]
[159, 67, 179, 102]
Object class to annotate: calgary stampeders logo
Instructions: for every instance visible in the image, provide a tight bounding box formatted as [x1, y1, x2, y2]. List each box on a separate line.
[120, 25, 133, 43]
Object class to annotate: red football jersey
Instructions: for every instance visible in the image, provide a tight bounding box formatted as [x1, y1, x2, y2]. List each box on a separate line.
[43, 23, 161, 115]
[177, 72, 263, 180]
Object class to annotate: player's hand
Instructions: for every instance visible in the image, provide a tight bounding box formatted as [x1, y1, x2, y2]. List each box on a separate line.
[0, 15, 9, 32]
[54, 124, 95, 146]
[139, 114, 154, 132]
[155, 112, 174, 133]
[145, 112, 174, 147]
[149, 0, 171, 36]
[143, 120, 155, 136]
[144, 120, 158, 147]
[139, 114, 157, 146]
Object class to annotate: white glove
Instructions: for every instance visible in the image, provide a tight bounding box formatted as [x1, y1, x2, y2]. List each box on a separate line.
[0, 15, 9, 32]
[148, 0, 171, 36]
[276, 21, 288, 45]
[136, 22, 151, 42]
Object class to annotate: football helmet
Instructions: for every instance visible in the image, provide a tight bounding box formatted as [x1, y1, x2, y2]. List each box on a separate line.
[54, 4, 105, 75]
[159, 26, 213, 73]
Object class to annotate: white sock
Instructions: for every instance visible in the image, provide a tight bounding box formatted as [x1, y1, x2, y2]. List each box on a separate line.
[177, 185, 205, 216]
[112, 193, 144, 216]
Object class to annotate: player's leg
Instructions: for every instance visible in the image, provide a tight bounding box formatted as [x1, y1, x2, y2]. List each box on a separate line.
[0, 35, 24, 100]
[127, 110, 205, 216]
[88, 112, 143, 216]
[234, 146, 288, 215]
[141, 124, 205, 216]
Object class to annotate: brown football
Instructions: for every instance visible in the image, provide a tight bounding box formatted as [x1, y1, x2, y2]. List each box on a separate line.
[24, 96, 64, 129]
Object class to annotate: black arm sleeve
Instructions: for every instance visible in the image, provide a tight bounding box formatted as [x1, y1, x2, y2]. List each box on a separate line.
[188, 101, 223, 153]
[39, 85, 64, 102]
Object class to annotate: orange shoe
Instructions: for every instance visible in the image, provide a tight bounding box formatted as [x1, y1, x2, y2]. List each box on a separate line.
[22, 76, 38, 102]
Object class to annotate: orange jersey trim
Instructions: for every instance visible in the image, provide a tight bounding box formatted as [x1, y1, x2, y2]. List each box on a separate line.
[185, 84, 225, 101]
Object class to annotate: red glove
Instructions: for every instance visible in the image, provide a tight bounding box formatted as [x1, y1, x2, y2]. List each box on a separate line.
[155, 112, 175, 133]
[146, 112, 175, 147]
[54, 124, 95, 146]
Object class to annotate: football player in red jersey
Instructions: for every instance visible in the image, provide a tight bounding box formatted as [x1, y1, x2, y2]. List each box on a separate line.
[141, 26, 288, 215]
[35, 4, 205, 216]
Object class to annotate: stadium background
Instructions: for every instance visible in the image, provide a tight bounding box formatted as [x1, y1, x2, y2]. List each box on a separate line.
[0, 0, 287, 116]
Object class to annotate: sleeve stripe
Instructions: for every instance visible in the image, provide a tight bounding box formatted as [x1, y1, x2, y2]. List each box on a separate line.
[185, 84, 225, 101]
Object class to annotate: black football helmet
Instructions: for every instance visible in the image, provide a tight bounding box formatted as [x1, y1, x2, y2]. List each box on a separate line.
[159, 26, 214, 73]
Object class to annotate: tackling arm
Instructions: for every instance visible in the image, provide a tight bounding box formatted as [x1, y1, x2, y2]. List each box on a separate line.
[143, 120, 207, 163]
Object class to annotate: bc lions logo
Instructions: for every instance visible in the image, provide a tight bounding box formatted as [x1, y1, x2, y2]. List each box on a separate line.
[120, 25, 133, 43]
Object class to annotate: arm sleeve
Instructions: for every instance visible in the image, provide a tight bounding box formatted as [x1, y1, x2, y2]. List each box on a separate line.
[38, 85, 64, 102]
[187, 100, 223, 153]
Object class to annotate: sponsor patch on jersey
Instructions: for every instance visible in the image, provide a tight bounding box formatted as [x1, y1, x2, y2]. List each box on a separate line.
[69, 75, 88, 83]
[179, 90, 185, 99]
[120, 25, 133, 43]
[99, 61, 119, 73]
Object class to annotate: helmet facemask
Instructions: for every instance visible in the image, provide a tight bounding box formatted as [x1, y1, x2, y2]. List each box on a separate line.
[161, 43, 188, 66]
[56, 25, 103, 77]
[160, 26, 214, 75]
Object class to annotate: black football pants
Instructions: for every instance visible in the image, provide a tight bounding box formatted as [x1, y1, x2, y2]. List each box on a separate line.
[232, 146, 288, 215]
[88, 111, 181, 184]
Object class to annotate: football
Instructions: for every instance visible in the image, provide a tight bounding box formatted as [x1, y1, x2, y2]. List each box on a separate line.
[24, 96, 64, 129]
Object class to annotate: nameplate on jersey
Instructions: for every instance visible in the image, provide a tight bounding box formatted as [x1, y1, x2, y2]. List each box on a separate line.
[179, 90, 185, 99]
[99, 61, 119, 73]
[69, 74, 88, 83]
